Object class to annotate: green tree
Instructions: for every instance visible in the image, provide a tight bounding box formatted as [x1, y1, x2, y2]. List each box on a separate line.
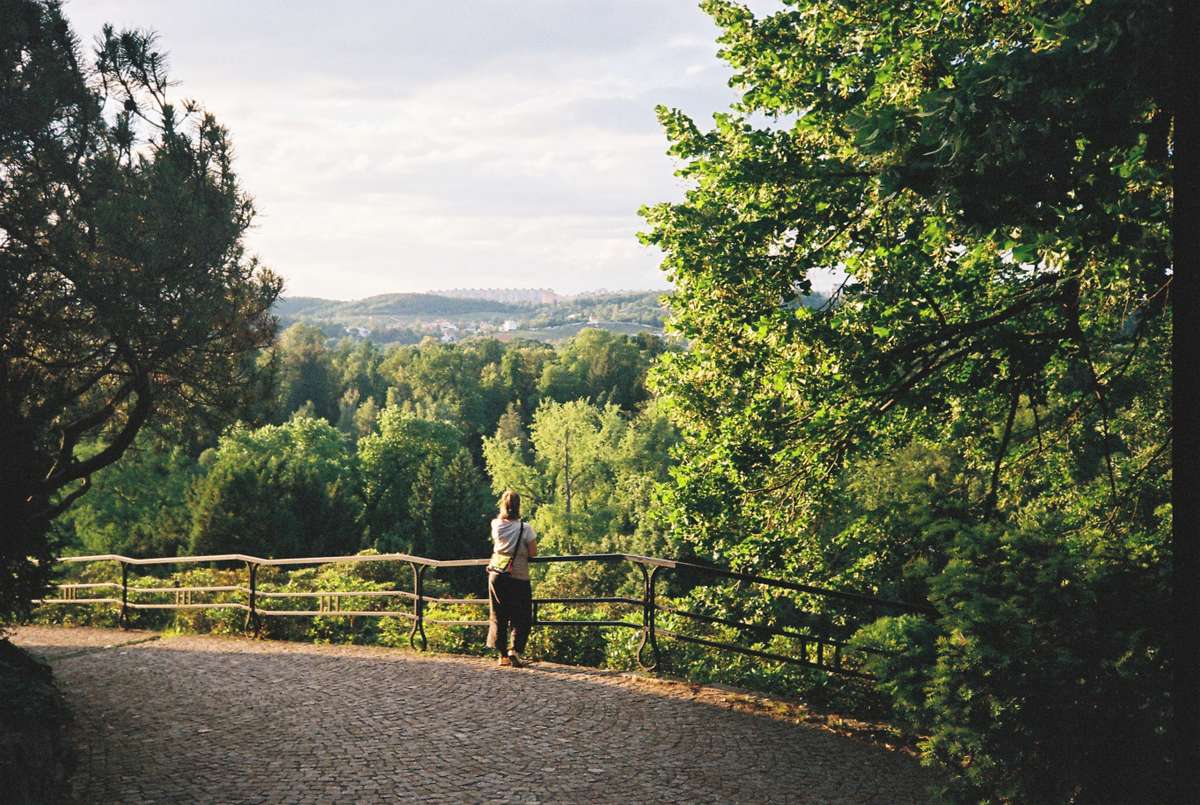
[642, 1, 1172, 799]
[0, 2, 280, 617]
[431, 448, 491, 560]
[538, 328, 658, 410]
[379, 339, 486, 439]
[483, 399, 676, 557]
[332, 337, 387, 407]
[358, 406, 488, 557]
[497, 341, 556, 412]
[336, 388, 362, 435]
[493, 401, 530, 452]
[273, 323, 339, 424]
[189, 415, 362, 558]
[59, 431, 200, 558]
[352, 397, 380, 440]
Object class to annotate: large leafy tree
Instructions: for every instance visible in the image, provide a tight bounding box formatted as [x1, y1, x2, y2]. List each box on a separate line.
[0, 1, 280, 616]
[483, 398, 677, 557]
[643, 0, 1173, 799]
[59, 430, 199, 558]
[272, 323, 340, 424]
[189, 416, 362, 558]
[379, 339, 490, 445]
[538, 328, 661, 410]
[358, 407, 488, 558]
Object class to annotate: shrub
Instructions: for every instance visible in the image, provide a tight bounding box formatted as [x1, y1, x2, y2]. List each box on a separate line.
[0, 640, 71, 803]
[854, 523, 1170, 803]
[525, 606, 612, 666]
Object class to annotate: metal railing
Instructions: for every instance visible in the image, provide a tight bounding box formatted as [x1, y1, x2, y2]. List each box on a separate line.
[35, 551, 934, 680]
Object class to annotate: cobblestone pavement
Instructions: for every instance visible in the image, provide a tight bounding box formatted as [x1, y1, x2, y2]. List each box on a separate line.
[12, 626, 934, 804]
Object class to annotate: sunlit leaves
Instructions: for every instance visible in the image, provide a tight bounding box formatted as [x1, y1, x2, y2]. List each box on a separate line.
[642, 1, 1171, 798]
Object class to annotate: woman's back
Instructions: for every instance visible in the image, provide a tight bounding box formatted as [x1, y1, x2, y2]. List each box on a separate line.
[487, 490, 535, 667]
[491, 518, 536, 581]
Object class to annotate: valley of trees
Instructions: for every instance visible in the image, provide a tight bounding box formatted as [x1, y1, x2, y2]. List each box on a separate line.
[54, 325, 675, 570]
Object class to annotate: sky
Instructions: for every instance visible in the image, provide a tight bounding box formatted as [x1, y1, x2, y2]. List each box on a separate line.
[61, 1, 792, 300]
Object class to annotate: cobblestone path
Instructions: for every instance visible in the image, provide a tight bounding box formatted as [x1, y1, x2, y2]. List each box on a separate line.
[12, 626, 933, 804]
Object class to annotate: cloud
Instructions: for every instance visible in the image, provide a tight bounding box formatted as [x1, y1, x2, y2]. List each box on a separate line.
[62, 0, 740, 298]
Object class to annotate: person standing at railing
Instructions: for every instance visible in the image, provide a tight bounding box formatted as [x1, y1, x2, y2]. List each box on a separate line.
[486, 489, 538, 667]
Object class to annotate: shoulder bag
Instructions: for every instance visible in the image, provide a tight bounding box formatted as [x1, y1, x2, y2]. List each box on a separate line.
[487, 521, 525, 575]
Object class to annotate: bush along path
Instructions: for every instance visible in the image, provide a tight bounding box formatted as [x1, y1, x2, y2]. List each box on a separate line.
[0, 635, 72, 804]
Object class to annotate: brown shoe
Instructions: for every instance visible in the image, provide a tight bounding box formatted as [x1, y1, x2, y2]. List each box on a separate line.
[507, 652, 525, 668]
[498, 655, 512, 667]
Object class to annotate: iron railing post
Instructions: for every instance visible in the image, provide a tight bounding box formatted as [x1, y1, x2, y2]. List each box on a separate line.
[648, 566, 662, 670]
[119, 560, 129, 628]
[636, 563, 662, 671]
[245, 561, 259, 635]
[409, 562, 428, 650]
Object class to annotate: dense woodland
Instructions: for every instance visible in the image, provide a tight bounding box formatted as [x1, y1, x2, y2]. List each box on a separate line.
[2, 0, 1187, 802]
[54, 325, 676, 566]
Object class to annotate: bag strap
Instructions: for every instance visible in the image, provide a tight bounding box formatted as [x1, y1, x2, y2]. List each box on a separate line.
[510, 521, 525, 557]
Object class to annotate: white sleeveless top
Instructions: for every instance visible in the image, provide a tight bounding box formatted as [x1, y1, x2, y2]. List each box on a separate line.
[491, 518, 537, 581]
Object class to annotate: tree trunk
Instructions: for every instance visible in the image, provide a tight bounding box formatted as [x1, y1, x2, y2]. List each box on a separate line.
[1171, 0, 1199, 798]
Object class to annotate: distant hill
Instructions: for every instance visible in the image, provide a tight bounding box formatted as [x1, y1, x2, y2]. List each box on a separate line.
[272, 289, 672, 345]
[273, 296, 336, 318]
[328, 293, 522, 317]
[272, 289, 835, 344]
[274, 293, 521, 320]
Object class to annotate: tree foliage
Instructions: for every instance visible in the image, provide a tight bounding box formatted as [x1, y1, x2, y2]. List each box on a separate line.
[272, 324, 340, 425]
[0, 1, 280, 617]
[61, 431, 198, 558]
[642, 0, 1172, 799]
[358, 406, 489, 558]
[537, 328, 661, 410]
[189, 415, 361, 558]
[483, 398, 677, 558]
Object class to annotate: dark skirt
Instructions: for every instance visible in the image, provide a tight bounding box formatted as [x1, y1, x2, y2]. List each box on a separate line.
[486, 572, 532, 654]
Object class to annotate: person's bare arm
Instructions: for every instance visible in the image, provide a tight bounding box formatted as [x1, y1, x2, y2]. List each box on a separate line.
[527, 538, 538, 558]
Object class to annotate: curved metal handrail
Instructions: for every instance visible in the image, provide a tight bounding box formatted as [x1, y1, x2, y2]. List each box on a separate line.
[37, 549, 934, 679]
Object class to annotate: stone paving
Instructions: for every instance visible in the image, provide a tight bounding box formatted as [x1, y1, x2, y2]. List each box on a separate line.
[11, 626, 934, 804]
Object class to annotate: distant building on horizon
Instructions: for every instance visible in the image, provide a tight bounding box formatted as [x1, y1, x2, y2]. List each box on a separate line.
[433, 288, 561, 305]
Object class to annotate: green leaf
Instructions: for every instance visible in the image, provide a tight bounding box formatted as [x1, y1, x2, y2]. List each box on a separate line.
[1011, 243, 1039, 263]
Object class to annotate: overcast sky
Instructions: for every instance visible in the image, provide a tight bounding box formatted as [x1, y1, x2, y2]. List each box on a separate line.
[61, 1, 794, 300]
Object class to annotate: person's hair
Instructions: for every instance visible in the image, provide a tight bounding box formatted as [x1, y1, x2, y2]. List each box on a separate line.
[498, 489, 521, 519]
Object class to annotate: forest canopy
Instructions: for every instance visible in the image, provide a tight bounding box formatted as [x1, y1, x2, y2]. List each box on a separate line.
[54, 326, 674, 567]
